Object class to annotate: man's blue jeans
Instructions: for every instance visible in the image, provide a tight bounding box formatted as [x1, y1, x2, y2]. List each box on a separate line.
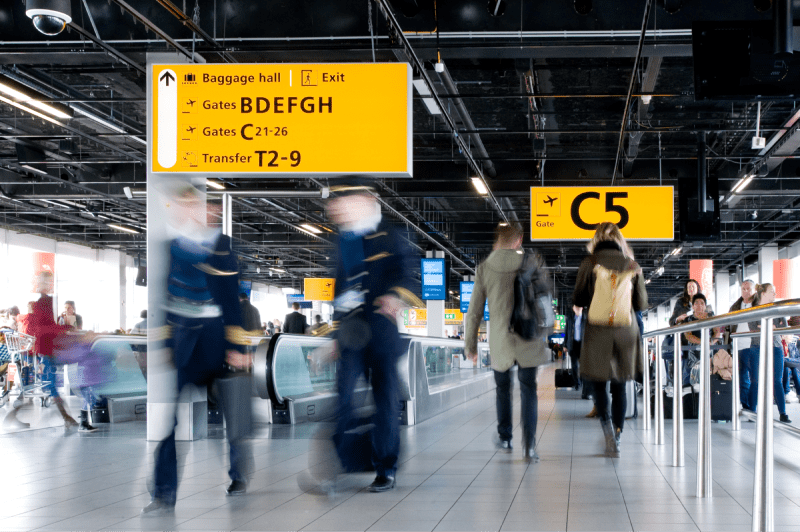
[494, 366, 538, 446]
[745, 346, 787, 416]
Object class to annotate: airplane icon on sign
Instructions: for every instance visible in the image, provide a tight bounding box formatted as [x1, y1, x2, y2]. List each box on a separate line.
[543, 195, 558, 207]
[186, 99, 196, 106]
[186, 126, 195, 133]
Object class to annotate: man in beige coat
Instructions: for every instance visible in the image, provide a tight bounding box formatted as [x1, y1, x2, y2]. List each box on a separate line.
[466, 223, 549, 462]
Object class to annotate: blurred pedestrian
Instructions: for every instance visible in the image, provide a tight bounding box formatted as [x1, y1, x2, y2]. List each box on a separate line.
[573, 222, 647, 458]
[131, 310, 148, 335]
[239, 293, 262, 335]
[284, 302, 308, 334]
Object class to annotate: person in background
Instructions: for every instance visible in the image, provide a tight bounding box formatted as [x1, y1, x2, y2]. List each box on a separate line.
[273, 319, 282, 333]
[465, 222, 549, 462]
[310, 314, 327, 335]
[3, 306, 20, 330]
[744, 283, 791, 423]
[131, 310, 147, 335]
[239, 293, 262, 335]
[58, 300, 83, 331]
[670, 279, 701, 326]
[29, 272, 77, 429]
[565, 305, 586, 398]
[284, 302, 308, 334]
[17, 302, 35, 335]
[573, 222, 647, 458]
[727, 279, 757, 411]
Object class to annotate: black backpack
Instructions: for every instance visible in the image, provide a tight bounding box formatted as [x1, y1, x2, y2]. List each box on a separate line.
[510, 252, 554, 340]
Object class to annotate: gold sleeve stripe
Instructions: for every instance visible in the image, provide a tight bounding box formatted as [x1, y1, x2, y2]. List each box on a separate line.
[364, 231, 388, 240]
[194, 263, 238, 276]
[390, 286, 425, 309]
[150, 325, 173, 341]
[225, 325, 250, 346]
[311, 324, 332, 336]
[364, 252, 392, 262]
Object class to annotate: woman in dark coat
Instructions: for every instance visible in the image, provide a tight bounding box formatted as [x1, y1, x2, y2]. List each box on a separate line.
[670, 279, 701, 326]
[573, 222, 648, 458]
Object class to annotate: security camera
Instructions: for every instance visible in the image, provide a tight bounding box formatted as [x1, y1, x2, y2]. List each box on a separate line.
[26, 0, 72, 36]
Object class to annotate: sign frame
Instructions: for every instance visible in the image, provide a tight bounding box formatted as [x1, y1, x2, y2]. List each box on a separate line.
[420, 258, 446, 301]
[150, 62, 413, 178]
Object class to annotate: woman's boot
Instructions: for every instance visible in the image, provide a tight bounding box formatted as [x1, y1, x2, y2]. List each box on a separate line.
[55, 397, 78, 428]
[79, 410, 98, 432]
[600, 418, 619, 458]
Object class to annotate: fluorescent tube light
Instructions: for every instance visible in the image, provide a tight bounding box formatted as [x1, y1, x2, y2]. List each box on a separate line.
[123, 187, 133, 200]
[645, 279, 651, 284]
[656, 266, 665, 275]
[0, 94, 63, 127]
[73, 106, 125, 133]
[0, 79, 71, 119]
[732, 174, 754, 194]
[471, 177, 488, 195]
[270, 267, 286, 273]
[20, 164, 48, 175]
[107, 223, 139, 234]
[206, 179, 225, 190]
[412, 78, 441, 115]
[669, 246, 682, 256]
[299, 223, 322, 234]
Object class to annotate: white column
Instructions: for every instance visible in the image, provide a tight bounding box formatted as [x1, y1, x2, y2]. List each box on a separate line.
[146, 52, 207, 443]
[119, 253, 127, 330]
[426, 250, 446, 338]
[758, 245, 779, 284]
[715, 271, 730, 315]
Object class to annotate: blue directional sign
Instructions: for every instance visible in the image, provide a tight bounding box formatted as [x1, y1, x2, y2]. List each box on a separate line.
[460, 281, 474, 313]
[286, 293, 313, 309]
[484, 301, 490, 322]
[421, 258, 446, 300]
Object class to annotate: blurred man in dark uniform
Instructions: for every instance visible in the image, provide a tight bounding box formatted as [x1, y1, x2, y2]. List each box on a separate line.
[239, 293, 262, 335]
[324, 176, 422, 492]
[143, 187, 252, 515]
[565, 305, 586, 397]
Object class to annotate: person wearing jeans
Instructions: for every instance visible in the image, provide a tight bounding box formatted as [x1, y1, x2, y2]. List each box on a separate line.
[494, 367, 538, 448]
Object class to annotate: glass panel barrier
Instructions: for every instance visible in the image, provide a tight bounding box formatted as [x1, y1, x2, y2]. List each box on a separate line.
[271, 334, 335, 402]
[65, 336, 148, 398]
[415, 337, 491, 392]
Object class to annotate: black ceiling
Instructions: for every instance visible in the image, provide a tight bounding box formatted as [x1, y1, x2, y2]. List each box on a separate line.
[1, 0, 800, 310]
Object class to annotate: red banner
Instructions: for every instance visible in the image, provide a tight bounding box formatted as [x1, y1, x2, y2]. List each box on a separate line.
[774, 259, 792, 299]
[689, 260, 714, 298]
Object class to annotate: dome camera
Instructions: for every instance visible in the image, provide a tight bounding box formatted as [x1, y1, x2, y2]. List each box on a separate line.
[26, 0, 72, 36]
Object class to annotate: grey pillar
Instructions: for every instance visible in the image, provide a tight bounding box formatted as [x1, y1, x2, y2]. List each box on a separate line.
[654, 337, 665, 444]
[752, 318, 774, 531]
[146, 53, 208, 442]
[672, 332, 684, 467]
[426, 250, 445, 338]
[732, 337, 741, 432]
[642, 335, 651, 431]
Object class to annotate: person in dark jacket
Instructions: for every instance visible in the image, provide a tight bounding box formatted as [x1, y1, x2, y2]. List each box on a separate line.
[283, 303, 308, 334]
[142, 188, 252, 516]
[573, 222, 648, 458]
[670, 279, 701, 326]
[323, 176, 422, 492]
[565, 305, 586, 397]
[239, 293, 262, 334]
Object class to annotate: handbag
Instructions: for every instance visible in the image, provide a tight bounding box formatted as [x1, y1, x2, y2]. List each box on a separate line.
[217, 371, 253, 443]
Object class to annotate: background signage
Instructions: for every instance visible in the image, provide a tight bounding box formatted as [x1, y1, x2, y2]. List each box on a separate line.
[238, 280, 252, 298]
[403, 308, 427, 329]
[555, 314, 567, 331]
[304, 278, 335, 301]
[444, 309, 463, 325]
[151, 63, 412, 176]
[460, 281, 474, 313]
[421, 258, 446, 300]
[530, 186, 673, 241]
[286, 293, 312, 309]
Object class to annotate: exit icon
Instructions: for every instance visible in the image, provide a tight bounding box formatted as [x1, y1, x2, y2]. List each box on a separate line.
[301, 70, 317, 86]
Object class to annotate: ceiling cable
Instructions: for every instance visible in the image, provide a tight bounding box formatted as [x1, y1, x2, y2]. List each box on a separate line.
[611, 0, 655, 185]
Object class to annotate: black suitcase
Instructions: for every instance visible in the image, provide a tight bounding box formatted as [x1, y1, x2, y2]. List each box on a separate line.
[555, 369, 574, 388]
[652, 388, 698, 419]
[711, 374, 733, 422]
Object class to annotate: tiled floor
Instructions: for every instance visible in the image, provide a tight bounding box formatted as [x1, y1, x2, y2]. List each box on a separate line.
[2, 364, 800, 531]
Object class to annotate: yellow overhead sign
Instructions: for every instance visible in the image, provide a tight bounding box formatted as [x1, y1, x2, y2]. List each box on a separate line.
[445, 309, 463, 325]
[151, 63, 412, 176]
[304, 278, 335, 301]
[530, 186, 673, 241]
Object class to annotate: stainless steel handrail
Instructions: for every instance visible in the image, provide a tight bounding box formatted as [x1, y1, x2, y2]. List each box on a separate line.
[642, 299, 800, 531]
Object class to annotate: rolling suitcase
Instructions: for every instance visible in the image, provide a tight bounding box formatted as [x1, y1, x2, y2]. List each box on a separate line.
[710, 374, 732, 422]
[625, 380, 638, 419]
[554, 351, 574, 388]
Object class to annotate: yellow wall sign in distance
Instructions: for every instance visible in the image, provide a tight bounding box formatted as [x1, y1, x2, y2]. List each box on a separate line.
[530, 186, 673, 241]
[152, 63, 412, 177]
[304, 278, 335, 301]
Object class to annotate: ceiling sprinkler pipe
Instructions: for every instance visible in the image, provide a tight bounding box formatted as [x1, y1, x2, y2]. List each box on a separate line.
[775, 0, 793, 56]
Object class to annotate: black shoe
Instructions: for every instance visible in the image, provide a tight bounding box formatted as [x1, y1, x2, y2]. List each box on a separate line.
[226, 479, 247, 496]
[141, 498, 175, 516]
[78, 410, 98, 432]
[780, 414, 792, 423]
[367, 475, 395, 492]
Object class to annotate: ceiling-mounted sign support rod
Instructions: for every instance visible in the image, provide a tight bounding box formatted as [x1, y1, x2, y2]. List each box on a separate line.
[67, 22, 145, 74]
[698, 131, 707, 214]
[375, 0, 508, 224]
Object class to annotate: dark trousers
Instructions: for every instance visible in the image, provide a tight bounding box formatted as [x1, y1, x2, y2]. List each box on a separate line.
[153, 316, 250, 503]
[739, 349, 752, 409]
[569, 340, 582, 389]
[336, 340, 401, 477]
[494, 366, 538, 445]
[592, 380, 627, 430]
[784, 364, 800, 394]
[745, 346, 787, 416]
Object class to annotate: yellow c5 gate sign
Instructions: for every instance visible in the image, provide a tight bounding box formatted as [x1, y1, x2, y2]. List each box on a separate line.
[151, 63, 412, 177]
[530, 186, 673, 241]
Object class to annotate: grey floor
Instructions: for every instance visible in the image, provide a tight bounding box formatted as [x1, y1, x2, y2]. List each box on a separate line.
[2, 364, 800, 532]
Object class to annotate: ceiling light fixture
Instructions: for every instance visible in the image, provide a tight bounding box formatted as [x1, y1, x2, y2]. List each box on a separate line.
[26, 0, 72, 36]
[206, 179, 225, 190]
[412, 79, 441, 115]
[732, 174, 754, 194]
[471, 177, 488, 195]
[0, 94, 63, 127]
[270, 267, 286, 273]
[107, 223, 140, 234]
[656, 266, 665, 276]
[669, 246, 683, 256]
[574, 0, 592, 15]
[645, 279, 652, 284]
[20, 164, 48, 175]
[0, 77, 72, 119]
[487, 0, 507, 17]
[299, 223, 322, 234]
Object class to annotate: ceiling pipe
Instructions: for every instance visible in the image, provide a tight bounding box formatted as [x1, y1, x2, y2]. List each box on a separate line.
[698, 131, 707, 213]
[775, 0, 793, 57]
[109, 0, 195, 61]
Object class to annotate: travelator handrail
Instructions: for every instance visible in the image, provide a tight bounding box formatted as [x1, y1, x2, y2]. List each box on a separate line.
[643, 298, 800, 532]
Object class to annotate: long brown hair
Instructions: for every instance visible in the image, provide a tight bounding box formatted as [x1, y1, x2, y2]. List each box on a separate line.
[754, 282, 774, 305]
[679, 279, 701, 307]
[586, 221, 634, 260]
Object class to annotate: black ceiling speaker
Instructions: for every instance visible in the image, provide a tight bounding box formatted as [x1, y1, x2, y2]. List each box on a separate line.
[135, 265, 147, 287]
[662, 0, 682, 14]
[678, 176, 720, 242]
[487, 0, 506, 16]
[391, 0, 421, 18]
[574, 0, 592, 15]
[754, 0, 773, 13]
[26, 0, 72, 36]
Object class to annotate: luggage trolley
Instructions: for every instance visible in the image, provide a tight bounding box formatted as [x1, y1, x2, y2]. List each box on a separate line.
[3, 332, 52, 409]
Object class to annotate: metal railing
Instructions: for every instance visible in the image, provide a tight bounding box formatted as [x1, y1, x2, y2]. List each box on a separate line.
[643, 298, 800, 532]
